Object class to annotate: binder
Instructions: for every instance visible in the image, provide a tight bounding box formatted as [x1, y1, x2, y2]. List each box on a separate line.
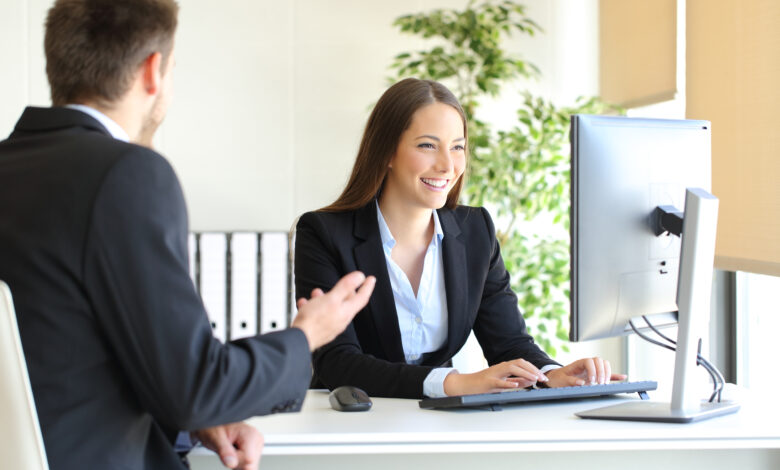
[288, 230, 299, 325]
[229, 233, 259, 340]
[259, 232, 289, 333]
[187, 232, 198, 285]
[289, 270, 298, 325]
[198, 232, 227, 342]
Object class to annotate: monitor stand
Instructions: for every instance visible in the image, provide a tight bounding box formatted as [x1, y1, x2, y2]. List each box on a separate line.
[577, 188, 740, 423]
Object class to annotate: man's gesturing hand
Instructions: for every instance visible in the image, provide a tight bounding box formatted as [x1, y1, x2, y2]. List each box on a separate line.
[292, 271, 376, 351]
[193, 422, 263, 470]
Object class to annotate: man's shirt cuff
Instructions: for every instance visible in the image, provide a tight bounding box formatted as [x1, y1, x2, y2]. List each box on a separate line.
[174, 431, 196, 453]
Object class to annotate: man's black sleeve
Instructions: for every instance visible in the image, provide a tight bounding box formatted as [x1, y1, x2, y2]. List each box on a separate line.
[82, 148, 311, 431]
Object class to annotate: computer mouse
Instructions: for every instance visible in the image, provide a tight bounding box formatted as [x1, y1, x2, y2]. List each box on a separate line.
[329, 385, 372, 412]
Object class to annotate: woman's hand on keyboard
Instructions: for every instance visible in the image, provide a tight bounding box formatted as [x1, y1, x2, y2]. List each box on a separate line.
[443, 359, 549, 396]
[544, 357, 628, 388]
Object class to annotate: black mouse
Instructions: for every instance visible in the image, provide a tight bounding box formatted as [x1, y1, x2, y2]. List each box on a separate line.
[329, 385, 372, 412]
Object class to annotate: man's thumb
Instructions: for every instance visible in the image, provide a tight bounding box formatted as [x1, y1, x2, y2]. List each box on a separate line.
[219, 446, 238, 468]
[331, 271, 366, 297]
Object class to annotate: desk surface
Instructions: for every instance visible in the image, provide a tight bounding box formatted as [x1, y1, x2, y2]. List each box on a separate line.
[246, 388, 780, 456]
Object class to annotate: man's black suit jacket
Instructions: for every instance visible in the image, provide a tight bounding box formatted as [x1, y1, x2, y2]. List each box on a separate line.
[0, 107, 311, 469]
[294, 202, 558, 399]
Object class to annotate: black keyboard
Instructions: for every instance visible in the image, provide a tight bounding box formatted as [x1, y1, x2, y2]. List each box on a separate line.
[418, 380, 658, 410]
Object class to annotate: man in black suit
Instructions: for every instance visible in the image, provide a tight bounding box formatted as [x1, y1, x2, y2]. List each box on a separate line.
[0, 1, 375, 469]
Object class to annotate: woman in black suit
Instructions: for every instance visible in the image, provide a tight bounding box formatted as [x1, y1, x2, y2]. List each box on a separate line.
[295, 78, 625, 399]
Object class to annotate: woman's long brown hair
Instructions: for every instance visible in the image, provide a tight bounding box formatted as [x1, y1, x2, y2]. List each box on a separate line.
[320, 78, 468, 212]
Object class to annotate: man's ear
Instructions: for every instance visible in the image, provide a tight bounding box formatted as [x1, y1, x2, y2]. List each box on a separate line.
[140, 52, 163, 95]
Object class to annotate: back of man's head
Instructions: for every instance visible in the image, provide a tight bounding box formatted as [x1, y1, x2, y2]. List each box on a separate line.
[45, 0, 179, 107]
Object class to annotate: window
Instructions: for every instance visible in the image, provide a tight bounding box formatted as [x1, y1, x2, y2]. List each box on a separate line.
[735, 272, 780, 391]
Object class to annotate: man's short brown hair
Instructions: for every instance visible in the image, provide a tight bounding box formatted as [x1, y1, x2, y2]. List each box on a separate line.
[45, 0, 179, 107]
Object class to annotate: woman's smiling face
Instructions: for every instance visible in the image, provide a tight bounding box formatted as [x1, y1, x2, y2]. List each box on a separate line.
[383, 102, 466, 210]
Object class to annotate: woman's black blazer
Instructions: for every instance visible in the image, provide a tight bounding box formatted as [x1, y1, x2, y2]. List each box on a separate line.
[294, 202, 558, 398]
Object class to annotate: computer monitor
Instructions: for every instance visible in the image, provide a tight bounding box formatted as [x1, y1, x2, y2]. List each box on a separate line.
[570, 115, 711, 341]
[569, 114, 739, 422]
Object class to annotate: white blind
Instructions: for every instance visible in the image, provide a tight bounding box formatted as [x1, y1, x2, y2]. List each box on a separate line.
[599, 0, 677, 108]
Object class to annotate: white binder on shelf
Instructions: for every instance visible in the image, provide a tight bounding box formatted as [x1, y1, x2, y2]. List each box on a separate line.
[199, 232, 227, 342]
[289, 270, 298, 325]
[229, 233, 259, 340]
[288, 230, 298, 325]
[187, 233, 197, 286]
[260, 232, 289, 333]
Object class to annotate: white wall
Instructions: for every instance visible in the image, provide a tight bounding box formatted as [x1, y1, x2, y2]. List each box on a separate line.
[1, 0, 599, 231]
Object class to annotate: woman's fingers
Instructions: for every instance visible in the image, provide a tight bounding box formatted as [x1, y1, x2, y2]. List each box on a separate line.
[506, 359, 547, 382]
[506, 376, 537, 388]
[489, 377, 522, 390]
[611, 372, 628, 381]
[577, 358, 597, 384]
[481, 360, 547, 391]
[593, 357, 605, 384]
[505, 364, 541, 383]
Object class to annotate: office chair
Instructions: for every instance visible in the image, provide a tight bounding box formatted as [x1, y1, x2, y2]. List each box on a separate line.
[0, 280, 49, 470]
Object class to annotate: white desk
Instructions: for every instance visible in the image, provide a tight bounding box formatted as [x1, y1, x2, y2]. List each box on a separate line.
[190, 389, 780, 470]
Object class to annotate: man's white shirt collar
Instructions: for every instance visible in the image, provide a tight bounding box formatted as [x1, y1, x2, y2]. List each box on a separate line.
[65, 104, 130, 142]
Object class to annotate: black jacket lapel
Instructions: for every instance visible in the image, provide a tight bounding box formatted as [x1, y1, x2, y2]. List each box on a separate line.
[352, 203, 406, 362]
[436, 208, 469, 363]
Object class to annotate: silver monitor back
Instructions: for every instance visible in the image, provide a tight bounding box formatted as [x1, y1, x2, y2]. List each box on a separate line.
[570, 115, 711, 342]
